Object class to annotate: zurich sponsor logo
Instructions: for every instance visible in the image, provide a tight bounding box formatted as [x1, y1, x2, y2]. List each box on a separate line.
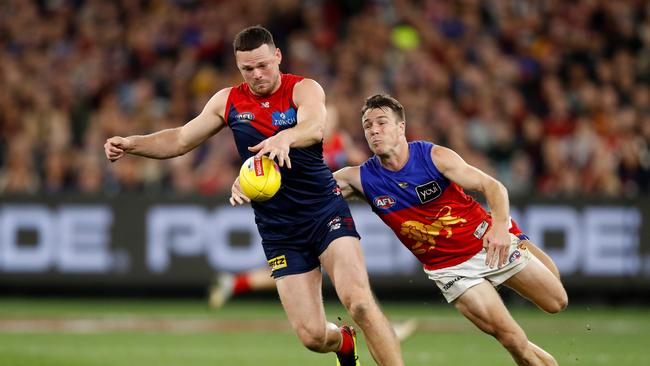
[272, 108, 297, 126]
[374, 195, 396, 209]
[236, 112, 255, 122]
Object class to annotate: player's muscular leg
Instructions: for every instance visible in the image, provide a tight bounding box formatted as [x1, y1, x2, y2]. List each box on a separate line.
[454, 281, 558, 366]
[276, 269, 341, 352]
[525, 241, 561, 279]
[320, 237, 404, 366]
[504, 255, 568, 314]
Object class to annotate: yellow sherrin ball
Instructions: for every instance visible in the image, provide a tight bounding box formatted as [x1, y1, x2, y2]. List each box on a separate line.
[239, 156, 282, 201]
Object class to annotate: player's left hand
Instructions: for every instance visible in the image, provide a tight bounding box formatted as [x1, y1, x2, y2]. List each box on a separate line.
[229, 177, 251, 206]
[248, 133, 292, 168]
[483, 225, 510, 268]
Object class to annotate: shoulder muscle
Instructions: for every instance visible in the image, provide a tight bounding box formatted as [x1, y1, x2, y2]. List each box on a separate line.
[293, 79, 325, 106]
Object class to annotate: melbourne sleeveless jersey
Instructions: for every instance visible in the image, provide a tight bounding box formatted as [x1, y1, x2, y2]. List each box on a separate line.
[360, 141, 492, 270]
[225, 73, 339, 240]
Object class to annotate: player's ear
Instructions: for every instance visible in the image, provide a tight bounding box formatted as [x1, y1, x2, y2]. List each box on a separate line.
[275, 47, 282, 64]
[398, 120, 406, 136]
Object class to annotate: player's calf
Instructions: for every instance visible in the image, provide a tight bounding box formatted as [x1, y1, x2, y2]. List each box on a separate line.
[295, 323, 331, 352]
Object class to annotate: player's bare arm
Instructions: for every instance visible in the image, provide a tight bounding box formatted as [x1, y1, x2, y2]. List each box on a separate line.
[104, 88, 230, 162]
[431, 145, 511, 268]
[248, 79, 326, 168]
[333, 166, 364, 200]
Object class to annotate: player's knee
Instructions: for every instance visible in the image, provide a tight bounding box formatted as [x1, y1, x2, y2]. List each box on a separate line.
[296, 325, 327, 352]
[346, 300, 372, 323]
[545, 292, 568, 314]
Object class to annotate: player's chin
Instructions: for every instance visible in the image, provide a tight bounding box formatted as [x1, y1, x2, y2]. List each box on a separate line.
[253, 83, 270, 95]
[369, 143, 384, 155]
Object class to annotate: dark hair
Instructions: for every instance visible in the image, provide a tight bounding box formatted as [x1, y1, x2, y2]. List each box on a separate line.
[233, 25, 275, 53]
[361, 94, 406, 121]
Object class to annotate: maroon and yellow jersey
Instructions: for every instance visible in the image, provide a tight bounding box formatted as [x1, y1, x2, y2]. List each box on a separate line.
[360, 141, 521, 270]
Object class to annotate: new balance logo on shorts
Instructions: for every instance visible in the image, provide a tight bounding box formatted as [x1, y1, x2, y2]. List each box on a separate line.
[268, 255, 288, 272]
[328, 216, 342, 231]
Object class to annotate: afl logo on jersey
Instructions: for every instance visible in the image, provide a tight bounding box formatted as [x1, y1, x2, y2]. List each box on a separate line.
[374, 195, 396, 209]
[416, 181, 442, 204]
[236, 112, 255, 122]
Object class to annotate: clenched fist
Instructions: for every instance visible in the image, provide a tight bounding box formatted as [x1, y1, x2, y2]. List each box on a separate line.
[104, 136, 132, 162]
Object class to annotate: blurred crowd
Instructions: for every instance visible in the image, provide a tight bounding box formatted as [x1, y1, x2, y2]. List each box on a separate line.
[0, 0, 649, 198]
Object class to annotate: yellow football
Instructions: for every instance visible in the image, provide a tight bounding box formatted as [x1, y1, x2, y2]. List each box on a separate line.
[239, 155, 282, 201]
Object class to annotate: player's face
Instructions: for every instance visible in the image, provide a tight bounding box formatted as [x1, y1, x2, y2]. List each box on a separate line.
[236, 44, 282, 96]
[362, 107, 405, 155]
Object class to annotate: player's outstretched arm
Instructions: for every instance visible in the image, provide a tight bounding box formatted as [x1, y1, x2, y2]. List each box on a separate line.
[332, 166, 364, 200]
[431, 145, 511, 268]
[248, 79, 326, 168]
[104, 88, 229, 162]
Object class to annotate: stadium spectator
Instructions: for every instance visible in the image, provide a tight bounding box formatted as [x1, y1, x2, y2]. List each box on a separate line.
[1, 0, 649, 197]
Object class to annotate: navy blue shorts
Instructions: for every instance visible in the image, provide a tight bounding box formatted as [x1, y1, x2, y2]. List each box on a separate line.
[261, 201, 360, 278]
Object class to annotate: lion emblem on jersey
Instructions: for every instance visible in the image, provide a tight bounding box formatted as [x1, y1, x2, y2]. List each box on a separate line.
[400, 206, 467, 255]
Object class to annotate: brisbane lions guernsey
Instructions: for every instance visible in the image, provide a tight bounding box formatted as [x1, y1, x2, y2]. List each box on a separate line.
[360, 141, 494, 270]
[225, 73, 339, 240]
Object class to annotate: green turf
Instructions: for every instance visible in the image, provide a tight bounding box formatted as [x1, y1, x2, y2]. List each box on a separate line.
[0, 298, 648, 365]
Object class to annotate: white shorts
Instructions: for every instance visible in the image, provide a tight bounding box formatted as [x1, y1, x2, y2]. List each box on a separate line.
[424, 233, 532, 303]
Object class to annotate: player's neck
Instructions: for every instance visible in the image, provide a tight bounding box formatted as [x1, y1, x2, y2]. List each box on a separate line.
[378, 141, 409, 172]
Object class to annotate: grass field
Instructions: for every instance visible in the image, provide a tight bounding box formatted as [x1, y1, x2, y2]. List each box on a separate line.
[0, 297, 648, 365]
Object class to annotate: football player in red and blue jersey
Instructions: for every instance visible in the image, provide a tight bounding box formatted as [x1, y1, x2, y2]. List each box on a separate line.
[332, 94, 568, 366]
[104, 26, 403, 366]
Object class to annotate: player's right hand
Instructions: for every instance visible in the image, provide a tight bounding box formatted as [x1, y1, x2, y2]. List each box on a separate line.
[483, 224, 510, 269]
[229, 177, 251, 206]
[248, 132, 292, 169]
[104, 136, 132, 162]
